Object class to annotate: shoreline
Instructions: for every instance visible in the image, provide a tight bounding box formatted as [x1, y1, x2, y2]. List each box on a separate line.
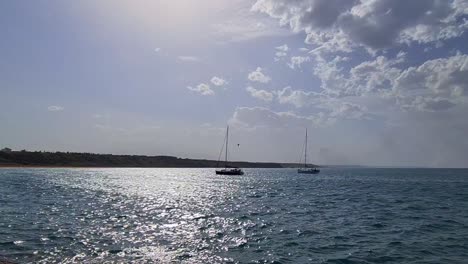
[0, 150, 319, 169]
[0, 165, 125, 168]
[0, 165, 292, 169]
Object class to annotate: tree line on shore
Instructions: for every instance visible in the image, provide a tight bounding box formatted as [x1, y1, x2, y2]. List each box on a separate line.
[0, 149, 310, 168]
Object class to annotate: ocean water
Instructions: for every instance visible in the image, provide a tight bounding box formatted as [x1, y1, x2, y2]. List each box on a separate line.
[0, 168, 467, 263]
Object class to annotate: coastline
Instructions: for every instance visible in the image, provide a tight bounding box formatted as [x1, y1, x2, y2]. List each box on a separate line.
[0, 150, 318, 169]
[0, 165, 299, 169]
[0, 165, 123, 169]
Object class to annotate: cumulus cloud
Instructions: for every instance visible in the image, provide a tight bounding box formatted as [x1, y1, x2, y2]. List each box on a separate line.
[276, 86, 370, 120]
[178, 56, 200, 62]
[252, 0, 355, 30]
[394, 54, 468, 96]
[402, 96, 456, 112]
[248, 67, 271, 83]
[187, 77, 227, 96]
[274, 44, 289, 60]
[246, 86, 274, 101]
[275, 51, 287, 60]
[288, 56, 311, 69]
[251, 0, 357, 52]
[212, 16, 291, 42]
[308, 51, 468, 112]
[234, 86, 370, 131]
[47, 105, 64, 111]
[392, 54, 467, 105]
[326, 100, 369, 120]
[310, 54, 351, 96]
[276, 44, 289, 52]
[229, 104, 365, 130]
[252, 0, 468, 52]
[350, 52, 405, 90]
[187, 83, 214, 95]
[277, 86, 322, 108]
[210, 76, 228, 86]
[229, 106, 317, 129]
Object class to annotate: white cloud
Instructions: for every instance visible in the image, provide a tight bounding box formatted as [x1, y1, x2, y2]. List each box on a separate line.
[252, 0, 354, 30]
[210, 76, 228, 86]
[212, 19, 290, 43]
[402, 96, 456, 112]
[188, 77, 227, 96]
[154, 47, 161, 52]
[252, 0, 468, 52]
[248, 67, 271, 83]
[211, 1, 291, 43]
[311, 54, 351, 97]
[276, 86, 369, 120]
[275, 51, 287, 60]
[308, 51, 468, 113]
[394, 54, 468, 97]
[277, 86, 322, 108]
[235, 84, 371, 131]
[178, 56, 200, 62]
[274, 44, 289, 61]
[251, 0, 357, 53]
[187, 83, 214, 95]
[276, 44, 289, 52]
[345, 52, 405, 95]
[229, 104, 364, 130]
[229, 106, 318, 129]
[47, 105, 64, 112]
[246, 86, 274, 101]
[288, 56, 310, 69]
[325, 100, 369, 120]
[390, 54, 468, 111]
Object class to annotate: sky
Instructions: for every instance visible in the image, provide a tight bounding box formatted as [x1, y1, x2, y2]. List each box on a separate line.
[1, 0, 468, 167]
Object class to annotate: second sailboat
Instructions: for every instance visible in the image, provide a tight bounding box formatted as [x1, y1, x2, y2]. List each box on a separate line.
[298, 128, 320, 174]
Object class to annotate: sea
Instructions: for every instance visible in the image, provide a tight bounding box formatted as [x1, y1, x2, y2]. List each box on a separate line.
[0, 168, 467, 263]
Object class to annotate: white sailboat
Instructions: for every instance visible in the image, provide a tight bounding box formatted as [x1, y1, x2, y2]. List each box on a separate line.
[215, 126, 244, 175]
[298, 128, 320, 174]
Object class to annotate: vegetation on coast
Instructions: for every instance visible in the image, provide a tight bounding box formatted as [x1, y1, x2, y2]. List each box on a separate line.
[0, 149, 315, 168]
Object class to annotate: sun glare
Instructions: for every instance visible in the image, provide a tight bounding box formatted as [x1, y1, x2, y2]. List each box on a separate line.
[91, 0, 231, 33]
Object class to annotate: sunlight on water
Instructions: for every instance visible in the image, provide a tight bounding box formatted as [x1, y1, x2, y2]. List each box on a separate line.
[1, 168, 468, 263]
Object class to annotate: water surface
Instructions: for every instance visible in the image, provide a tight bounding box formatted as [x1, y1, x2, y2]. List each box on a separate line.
[1, 168, 467, 263]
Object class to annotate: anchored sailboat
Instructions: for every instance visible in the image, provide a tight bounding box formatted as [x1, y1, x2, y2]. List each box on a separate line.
[216, 126, 244, 175]
[298, 128, 320, 174]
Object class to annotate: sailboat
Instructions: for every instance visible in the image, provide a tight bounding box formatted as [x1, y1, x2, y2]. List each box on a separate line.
[215, 126, 244, 175]
[298, 128, 320, 174]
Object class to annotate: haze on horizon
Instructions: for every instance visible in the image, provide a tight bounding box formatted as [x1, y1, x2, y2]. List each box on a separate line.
[1, 0, 468, 168]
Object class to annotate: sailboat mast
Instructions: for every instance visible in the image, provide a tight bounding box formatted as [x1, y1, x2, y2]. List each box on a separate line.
[225, 126, 229, 168]
[304, 128, 308, 168]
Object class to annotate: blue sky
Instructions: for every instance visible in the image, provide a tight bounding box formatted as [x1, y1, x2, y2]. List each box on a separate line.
[1, 0, 468, 167]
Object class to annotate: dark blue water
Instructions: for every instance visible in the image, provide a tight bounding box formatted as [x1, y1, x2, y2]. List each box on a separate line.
[1, 168, 467, 263]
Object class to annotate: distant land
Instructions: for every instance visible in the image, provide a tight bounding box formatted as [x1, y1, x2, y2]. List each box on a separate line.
[0, 148, 316, 168]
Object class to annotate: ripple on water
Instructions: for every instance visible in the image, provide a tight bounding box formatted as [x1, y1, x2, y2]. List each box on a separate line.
[0, 168, 468, 263]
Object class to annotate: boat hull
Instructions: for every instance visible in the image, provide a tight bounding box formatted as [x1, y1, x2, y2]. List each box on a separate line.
[297, 168, 320, 174]
[216, 169, 244, 175]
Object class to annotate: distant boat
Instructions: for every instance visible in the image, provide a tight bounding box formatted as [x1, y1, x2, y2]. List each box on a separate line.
[216, 126, 244, 175]
[298, 128, 320, 174]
